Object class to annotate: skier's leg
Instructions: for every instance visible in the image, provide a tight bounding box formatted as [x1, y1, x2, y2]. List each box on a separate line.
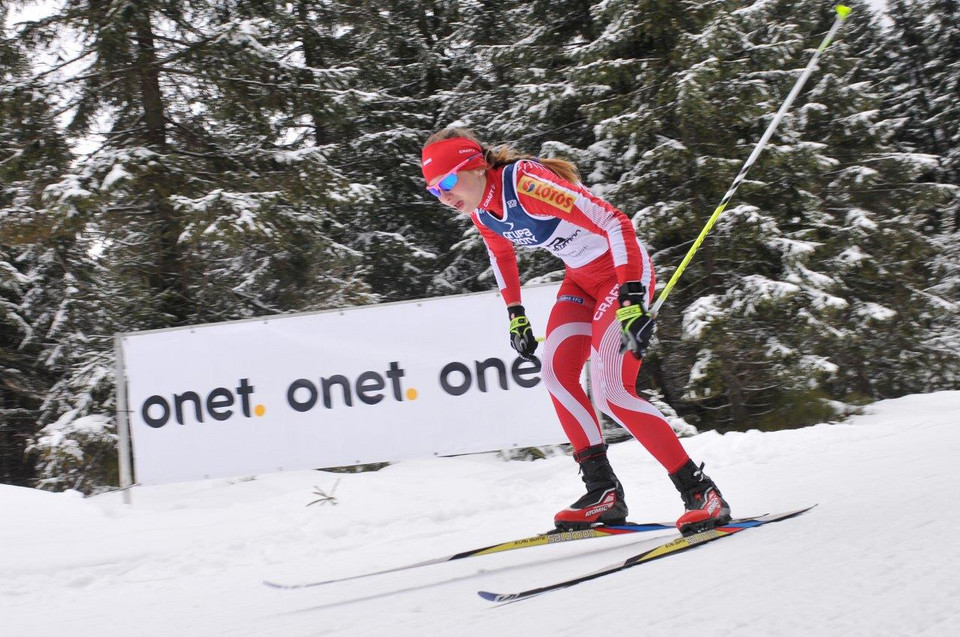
[542, 279, 628, 528]
[541, 280, 601, 450]
[589, 280, 690, 473]
[589, 279, 731, 533]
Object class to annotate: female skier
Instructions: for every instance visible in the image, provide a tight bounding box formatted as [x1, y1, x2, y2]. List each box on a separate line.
[421, 128, 731, 535]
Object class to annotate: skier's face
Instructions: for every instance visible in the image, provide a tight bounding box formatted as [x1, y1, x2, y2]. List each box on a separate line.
[429, 169, 487, 214]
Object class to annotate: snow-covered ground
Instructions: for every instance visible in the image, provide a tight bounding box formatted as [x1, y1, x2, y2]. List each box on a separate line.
[2, 391, 959, 636]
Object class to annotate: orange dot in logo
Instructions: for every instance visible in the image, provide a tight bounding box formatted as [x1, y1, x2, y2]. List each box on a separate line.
[405, 388, 419, 401]
[254, 404, 266, 417]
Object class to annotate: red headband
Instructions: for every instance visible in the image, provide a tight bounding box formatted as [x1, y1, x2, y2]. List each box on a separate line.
[421, 137, 487, 183]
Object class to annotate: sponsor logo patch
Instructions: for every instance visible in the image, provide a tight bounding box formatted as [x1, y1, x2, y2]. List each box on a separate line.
[558, 295, 584, 305]
[517, 175, 576, 212]
[593, 283, 621, 321]
[503, 227, 537, 245]
[545, 229, 582, 253]
[585, 503, 613, 517]
[481, 188, 496, 209]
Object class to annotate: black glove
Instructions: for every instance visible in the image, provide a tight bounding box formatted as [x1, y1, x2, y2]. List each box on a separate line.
[508, 305, 538, 360]
[615, 281, 656, 360]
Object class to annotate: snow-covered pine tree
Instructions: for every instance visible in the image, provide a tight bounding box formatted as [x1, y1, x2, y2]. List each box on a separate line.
[1, 4, 114, 491]
[882, 0, 960, 387]
[792, 0, 956, 400]
[317, 0, 457, 302]
[492, 0, 611, 286]
[576, 0, 952, 429]
[22, 1, 370, 329]
[572, 0, 764, 426]
[650, 0, 855, 428]
[926, 1, 960, 372]
[10, 0, 376, 491]
[196, 0, 378, 310]
[420, 0, 524, 297]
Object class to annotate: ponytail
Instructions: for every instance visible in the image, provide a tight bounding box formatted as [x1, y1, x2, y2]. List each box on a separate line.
[424, 128, 581, 185]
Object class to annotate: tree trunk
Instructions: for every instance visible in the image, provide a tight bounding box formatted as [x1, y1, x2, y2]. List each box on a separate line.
[298, 0, 331, 146]
[131, 7, 186, 324]
[718, 348, 747, 428]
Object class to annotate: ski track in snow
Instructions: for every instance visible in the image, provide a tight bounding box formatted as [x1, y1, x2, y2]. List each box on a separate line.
[2, 391, 958, 636]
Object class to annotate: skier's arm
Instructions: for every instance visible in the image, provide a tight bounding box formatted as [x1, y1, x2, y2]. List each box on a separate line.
[472, 216, 537, 358]
[471, 213, 522, 307]
[513, 161, 648, 291]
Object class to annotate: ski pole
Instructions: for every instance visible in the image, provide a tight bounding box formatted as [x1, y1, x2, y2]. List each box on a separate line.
[650, 4, 852, 317]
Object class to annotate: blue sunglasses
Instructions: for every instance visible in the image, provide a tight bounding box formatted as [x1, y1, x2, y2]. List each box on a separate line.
[426, 154, 481, 198]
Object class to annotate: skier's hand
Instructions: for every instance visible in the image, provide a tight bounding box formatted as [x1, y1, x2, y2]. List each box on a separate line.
[616, 281, 655, 360]
[508, 305, 538, 361]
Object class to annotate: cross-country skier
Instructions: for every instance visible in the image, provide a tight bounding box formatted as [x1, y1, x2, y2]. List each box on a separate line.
[421, 128, 732, 535]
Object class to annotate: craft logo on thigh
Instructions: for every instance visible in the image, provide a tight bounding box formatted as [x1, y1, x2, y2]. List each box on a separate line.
[593, 283, 621, 321]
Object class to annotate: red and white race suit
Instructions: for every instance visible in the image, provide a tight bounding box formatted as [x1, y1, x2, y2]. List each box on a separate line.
[472, 160, 689, 472]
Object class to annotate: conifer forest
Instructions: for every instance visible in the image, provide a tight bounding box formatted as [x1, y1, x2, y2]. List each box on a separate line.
[1, 0, 957, 493]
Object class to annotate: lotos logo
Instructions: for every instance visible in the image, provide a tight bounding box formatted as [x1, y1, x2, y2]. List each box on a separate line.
[517, 176, 575, 212]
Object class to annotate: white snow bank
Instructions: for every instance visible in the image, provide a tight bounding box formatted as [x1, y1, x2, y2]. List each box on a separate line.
[2, 391, 959, 636]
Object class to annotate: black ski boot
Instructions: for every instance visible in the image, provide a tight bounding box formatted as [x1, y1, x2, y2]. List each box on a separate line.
[554, 443, 628, 530]
[669, 460, 731, 536]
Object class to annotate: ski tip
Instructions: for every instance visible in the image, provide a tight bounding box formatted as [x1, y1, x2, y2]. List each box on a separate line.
[761, 504, 819, 522]
[721, 505, 818, 529]
[479, 590, 524, 603]
[791, 503, 819, 516]
[836, 5, 852, 20]
[263, 580, 303, 590]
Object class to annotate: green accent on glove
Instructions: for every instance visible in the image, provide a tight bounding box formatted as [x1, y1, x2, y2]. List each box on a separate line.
[616, 304, 645, 328]
[616, 303, 654, 360]
[510, 316, 531, 334]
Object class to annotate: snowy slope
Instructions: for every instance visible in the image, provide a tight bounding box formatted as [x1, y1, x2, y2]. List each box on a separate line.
[2, 391, 959, 636]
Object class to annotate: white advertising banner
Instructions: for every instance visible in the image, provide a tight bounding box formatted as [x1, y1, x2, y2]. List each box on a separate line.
[120, 284, 568, 485]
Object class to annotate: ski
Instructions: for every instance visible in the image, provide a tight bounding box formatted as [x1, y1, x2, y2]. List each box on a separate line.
[263, 519, 678, 590]
[478, 505, 816, 603]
